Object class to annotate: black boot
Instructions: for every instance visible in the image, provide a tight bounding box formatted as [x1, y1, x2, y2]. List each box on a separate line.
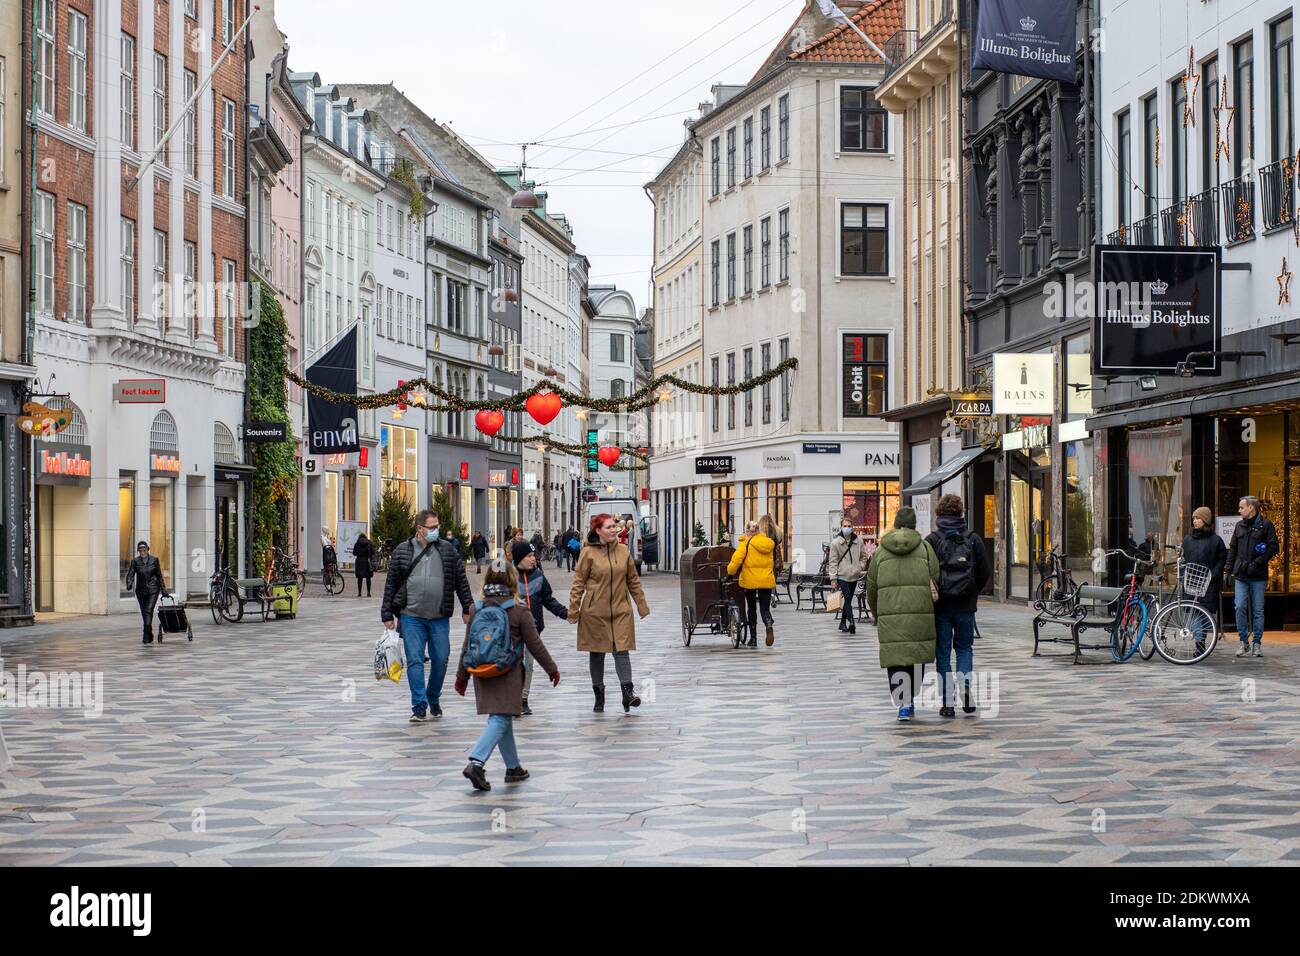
[592, 685, 605, 713]
[620, 681, 641, 712]
[962, 681, 978, 715]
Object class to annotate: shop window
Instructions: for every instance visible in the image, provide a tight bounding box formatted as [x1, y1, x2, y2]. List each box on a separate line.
[324, 471, 338, 543]
[767, 479, 791, 564]
[742, 481, 759, 525]
[149, 479, 173, 586]
[1064, 441, 1097, 585]
[711, 484, 734, 545]
[380, 423, 418, 508]
[842, 479, 899, 540]
[1217, 414, 1287, 591]
[119, 474, 135, 594]
[1125, 424, 1184, 584]
[213, 422, 237, 464]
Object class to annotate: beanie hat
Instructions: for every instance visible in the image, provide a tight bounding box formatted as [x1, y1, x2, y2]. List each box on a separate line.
[894, 507, 917, 530]
[510, 540, 534, 566]
[1194, 506, 1213, 527]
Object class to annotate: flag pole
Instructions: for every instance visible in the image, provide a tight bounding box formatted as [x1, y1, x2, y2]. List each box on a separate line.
[818, 0, 892, 65]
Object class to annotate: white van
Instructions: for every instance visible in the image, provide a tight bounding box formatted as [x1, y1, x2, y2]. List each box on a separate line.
[582, 499, 659, 574]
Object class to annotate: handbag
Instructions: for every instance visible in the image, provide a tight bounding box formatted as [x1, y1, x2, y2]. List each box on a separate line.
[826, 590, 845, 614]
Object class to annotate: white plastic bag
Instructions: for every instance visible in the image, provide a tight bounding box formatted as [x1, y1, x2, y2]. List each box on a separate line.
[374, 630, 405, 683]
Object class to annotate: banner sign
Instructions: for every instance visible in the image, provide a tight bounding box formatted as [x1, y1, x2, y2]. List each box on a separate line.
[841, 333, 877, 418]
[993, 353, 1054, 415]
[695, 455, 734, 475]
[971, 0, 1077, 83]
[1093, 245, 1222, 376]
[306, 327, 360, 454]
[114, 378, 166, 403]
[37, 444, 92, 486]
[244, 422, 288, 442]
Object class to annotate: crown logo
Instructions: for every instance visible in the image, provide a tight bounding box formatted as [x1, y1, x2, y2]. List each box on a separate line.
[1149, 279, 1169, 295]
[1020, 16, 1037, 31]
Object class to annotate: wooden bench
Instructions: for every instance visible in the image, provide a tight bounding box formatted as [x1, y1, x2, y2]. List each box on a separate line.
[1033, 584, 1124, 664]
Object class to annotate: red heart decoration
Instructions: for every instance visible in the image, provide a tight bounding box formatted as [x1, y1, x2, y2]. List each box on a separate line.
[597, 446, 621, 467]
[525, 391, 563, 426]
[474, 410, 505, 436]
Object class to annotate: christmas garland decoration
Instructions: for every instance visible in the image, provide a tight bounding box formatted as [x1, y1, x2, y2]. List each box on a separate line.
[493, 433, 649, 461]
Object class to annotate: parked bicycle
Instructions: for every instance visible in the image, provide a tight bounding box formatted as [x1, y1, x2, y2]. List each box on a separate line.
[1106, 549, 1154, 662]
[321, 556, 345, 595]
[1033, 546, 1083, 618]
[271, 547, 307, 595]
[1145, 550, 1220, 664]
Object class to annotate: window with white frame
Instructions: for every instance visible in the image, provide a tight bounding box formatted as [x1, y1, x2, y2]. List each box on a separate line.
[710, 137, 720, 196]
[222, 0, 235, 44]
[760, 105, 771, 170]
[743, 225, 753, 294]
[307, 182, 317, 241]
[726, 232, 736, 300]
[223, 260, 236, 356]
[778, 209, 790, 281]
[743, 347, 753, 426]
[710, 239, 720, 306]
[121, 219, 136, 322]
[376, 283, 385, 336]
[779, 337, 790, 421]
[397, 293, 406, 344]
[121, 35, 136, 149]
[153, 53, 167, 149]
[726, 127, 736, 188]
[761, 342, 771, 424]
[183, 70, 197, 177]
[441, 205, 467, 247]
[184, 241, 196, 334]
[67, 202, 86, 323]
[841, 203, 888, 275]
[153, 231, 168, 331]
[185, 0, 197, 18]
[34, 191, 55, 316]
[447, 279, 466, 332]
[841, 86, 887, 152]
[222, 99, 236, 197]
[35, 1, 54, 117]
[305, 283, 318, 349]
[67, 12, 87, 132]
[743, 117, 753, 179]
[778, 93, 790, 161]
[760, 216, 771, 288]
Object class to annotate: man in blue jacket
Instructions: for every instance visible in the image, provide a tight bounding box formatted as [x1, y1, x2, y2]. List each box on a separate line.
[511, 540, 568, 715]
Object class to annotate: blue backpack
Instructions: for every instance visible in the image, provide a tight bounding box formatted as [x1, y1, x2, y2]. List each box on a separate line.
[464, 600, 520, 679]
[567, 537, 581, 553]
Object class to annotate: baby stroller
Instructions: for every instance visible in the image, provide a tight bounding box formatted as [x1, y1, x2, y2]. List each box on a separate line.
[156, 593, 194, 642]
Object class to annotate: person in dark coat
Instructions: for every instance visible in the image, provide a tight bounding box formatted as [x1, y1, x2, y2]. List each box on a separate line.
[511, 540, 568, 715]
[925, 495, 992, 718]
[353, 533, 375, 597]
[125, 541, 167, 644]
[470, 532, 488, 573]
[1182, 506, 1227, 652]
[1227, 495, 1279, 657]
[562, 527, 579, 571]
[454, 560, 559, 791]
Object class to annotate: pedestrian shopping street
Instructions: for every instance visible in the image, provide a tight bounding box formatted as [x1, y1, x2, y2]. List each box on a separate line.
[2, 571, 1299, 867]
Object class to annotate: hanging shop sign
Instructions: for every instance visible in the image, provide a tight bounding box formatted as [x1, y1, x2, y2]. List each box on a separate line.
[993, 353, 1054, 415]
[114, 378, 167, 403]
[18, 401, 73, 437]
[150, 451, 182, 476]
[243, 421, 288, 442]
[695, 455, 735, 475]
[763, 451, 795, 470]
[803, 442, 842, 454]
[215, 466, 254, 483]
[306, 327, 360, 454]
[971, 0, 1077, 83]
[37, 444, 93, 486]
[951, 395, 993, 418]
[1093, 245, 1222, 376]
[489, 470, 509, 487]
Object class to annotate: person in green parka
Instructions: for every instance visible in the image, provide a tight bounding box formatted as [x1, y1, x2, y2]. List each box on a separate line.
[866, 506, 939, 722]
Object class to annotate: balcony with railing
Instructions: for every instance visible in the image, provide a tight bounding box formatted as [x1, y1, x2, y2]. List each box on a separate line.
[1257, 158, 1294, 231]
[1220, 174, 1256, 242]
[1187, 187, 1219, 245]
[1160, 202, 1188, 246]
[1106, 224, 1129, 244]
[1130, 213, 1159, 245]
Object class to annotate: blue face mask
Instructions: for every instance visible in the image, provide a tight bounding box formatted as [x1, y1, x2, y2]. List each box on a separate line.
[425, 529, 440, 543]
[841, 527, 853, 537]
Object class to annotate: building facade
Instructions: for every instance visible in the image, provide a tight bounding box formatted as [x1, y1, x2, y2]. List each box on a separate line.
[586, 285, 643, 500]
[30, 0, 250, 613]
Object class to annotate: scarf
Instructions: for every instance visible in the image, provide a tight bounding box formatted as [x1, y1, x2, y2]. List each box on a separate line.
[937, 515, 966, 535]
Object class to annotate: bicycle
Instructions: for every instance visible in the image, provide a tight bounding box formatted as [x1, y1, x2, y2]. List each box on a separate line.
[1033, 546, 1082, 617]
[1104, 549, 1154, 662]
[322, 559, 345, 595]
[209, 566, 243, 623]
[271, 547, 307, 594]
[1146, 552, 1220, 664]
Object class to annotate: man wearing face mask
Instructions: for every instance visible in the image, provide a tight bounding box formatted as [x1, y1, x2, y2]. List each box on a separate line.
[829, 516, 865, 634]
[382, 509, 475, 722]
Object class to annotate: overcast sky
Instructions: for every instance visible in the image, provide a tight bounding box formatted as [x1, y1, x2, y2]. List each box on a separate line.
[276, 0, 804, 312]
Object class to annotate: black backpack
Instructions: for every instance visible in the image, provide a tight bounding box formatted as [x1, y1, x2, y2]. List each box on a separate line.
[935, 532, 978, 599]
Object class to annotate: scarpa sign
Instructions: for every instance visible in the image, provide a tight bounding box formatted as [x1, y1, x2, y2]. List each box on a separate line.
[1093, 245, 1221, 376]
[971, 0, 1077, 83]
[993, 353, 1054, 415]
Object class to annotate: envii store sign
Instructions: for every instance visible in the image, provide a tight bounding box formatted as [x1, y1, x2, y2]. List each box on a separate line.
[971, 0, 1077, 82]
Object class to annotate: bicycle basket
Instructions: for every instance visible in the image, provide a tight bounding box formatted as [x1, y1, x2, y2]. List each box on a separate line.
[1181, 563, 1211, 598]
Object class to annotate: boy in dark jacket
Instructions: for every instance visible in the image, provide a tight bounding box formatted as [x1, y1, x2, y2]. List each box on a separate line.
[1227, 496, 1279, 657]
[924, 495, 991, 718]
[511, 540, 568, 715]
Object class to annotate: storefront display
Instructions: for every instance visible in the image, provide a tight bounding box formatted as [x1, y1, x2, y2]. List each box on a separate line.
[842, 479, 899, 539]
[1125, 424, 1183, 578]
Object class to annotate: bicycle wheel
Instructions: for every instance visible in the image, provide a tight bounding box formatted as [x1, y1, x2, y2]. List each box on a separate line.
[1111, 597, 1148, 661]
[219, 585, 243, 623]
[1138, 594, 1159, 660]
[210, 586, 225, 624]
[1034, 573, 1075, 616]
[1152, 601, 1218, 664]
[325, 569, 344, 595]
[297, 569, 307, 594]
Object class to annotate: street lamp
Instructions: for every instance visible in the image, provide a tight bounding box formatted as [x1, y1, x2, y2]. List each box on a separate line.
[1174, 350, 1266, 378]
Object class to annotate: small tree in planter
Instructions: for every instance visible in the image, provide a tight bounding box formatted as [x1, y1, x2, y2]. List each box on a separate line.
[372, 486, 416, 550]
[692, 521, 707, 548]
[431, 487, 470, 560]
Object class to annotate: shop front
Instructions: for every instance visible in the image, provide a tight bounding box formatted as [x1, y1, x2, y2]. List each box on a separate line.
[35, 411, 93, 613]
[486, 463, 519, 557]
[428, 440, 490, 545]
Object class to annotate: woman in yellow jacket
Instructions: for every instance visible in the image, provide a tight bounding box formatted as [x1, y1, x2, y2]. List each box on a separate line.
[728, 520, 778, 647]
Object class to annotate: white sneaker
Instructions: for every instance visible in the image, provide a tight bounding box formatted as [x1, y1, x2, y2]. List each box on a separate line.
[1235, 644, 1251, 658]
[1252, 644, 1264, 658]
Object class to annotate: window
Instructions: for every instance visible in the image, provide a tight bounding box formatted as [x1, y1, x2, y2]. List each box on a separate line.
[183, 71, 198, 177]
[778, 93, 790, 160]
[779, 337, 790, 422]
[841, 203, 888, 275]
[841, 86, 887, 151]
[743, 348, 753, 427]
[1234, 38, 1255, 179]
[68, 11, 87, 132]
[222, 0, 235, 44]
[118, 474, 136, 593]
[711, 356, 720, 432]
[726, 128, 736, 188]
[306, 182, 317, 241]
[0, 58, 4, 180]
[34, 191, 55, 316]
[152, 231, 167, 331]
[67, 202, 86, 323]
[726, 353, 736, 429]
[1201, 58, 1218, 190]
[1116, 109, 1131, 226]
[1143, 93, 1158, 217]
[760, 105, 772, 170]
[760, 216, 771, 287]
[397, 293, 405, 344]
[153, 53, 168, 149]
[221, 99, 237, 197]
[610, 379, 626, 399]
[710, 137, 720, 196]
[742, 225, 753, 294]
[386, 288, 395, 339]
[710, 239, 721, 306]
[761, 342, 772, 424]
[610, 333, 625, 363]
[183, 241, 196, 334]
[380, 424, 419, 508]
[843, 333, 888, 417]
[223, 260, 236, 356]
[121, 35, 136, 149]
[185, 0, 197, 17]
[35, 0, 54, 117]
[778, 209, 790, 281]
[361, 304, 372, 379]
[1272, 17, 1293, 161]
[121, 219, 136, 322]
[842, 480, 900, 540]
[726, 232, 736, 300]
[743, 117, 753, 179]
[1171, 77, 1186, 203]
[447, 280, 467, 332]
[305, 283, 317, 349]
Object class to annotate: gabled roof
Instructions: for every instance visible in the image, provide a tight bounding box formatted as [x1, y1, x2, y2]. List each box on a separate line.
[787, 0, 903, 63]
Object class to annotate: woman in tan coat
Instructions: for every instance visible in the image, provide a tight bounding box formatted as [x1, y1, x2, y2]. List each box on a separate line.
[569, 512, 650, 713]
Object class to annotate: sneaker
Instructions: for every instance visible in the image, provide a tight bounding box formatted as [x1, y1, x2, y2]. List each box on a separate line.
[409, 710, 428, 723]
[897, 705, 914, 722]
[765, 624, 775, 646]
[1253, 644, 1264, 658]
[430, 703, 443, 719]
[463, 761, 491, 791]
[521, 698, 532, 716]
[939, 705, 956, 719]
[1236, 643, 1252, 658]
[504, 766, 530, 783]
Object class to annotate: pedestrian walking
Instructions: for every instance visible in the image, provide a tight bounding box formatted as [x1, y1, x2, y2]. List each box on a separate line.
[563, 526, 579, 571]
[569, 512, 650, 713]
[1228, 495, 1278, 658]
[511, 540, 569, 715]
[125, 541, 167, 644]
[454, 559, 560, 791]
[866, 507, 939, 722]
[1182, 506, 1227, 654]
[531, 530, 545, 555]
[829, 516, 865, 634]
[727, 520, 777, 647]
[925, 495, 991, 718]
[471, 532, 488, 573]
[353, 532, 375, 597]
[380, 509, 475, 722]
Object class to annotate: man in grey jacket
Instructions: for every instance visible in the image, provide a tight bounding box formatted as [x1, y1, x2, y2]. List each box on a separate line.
[829, 516, 865, 634]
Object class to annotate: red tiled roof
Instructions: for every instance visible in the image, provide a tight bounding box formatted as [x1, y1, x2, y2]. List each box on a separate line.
[788, 0, 904, 63]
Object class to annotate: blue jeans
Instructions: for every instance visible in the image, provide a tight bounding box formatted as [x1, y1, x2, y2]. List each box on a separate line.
[469, 714, 519, 768]
[1234, 579, 1266, 644]
[400, 614, 450, 714]
[934, 610, 976, 706]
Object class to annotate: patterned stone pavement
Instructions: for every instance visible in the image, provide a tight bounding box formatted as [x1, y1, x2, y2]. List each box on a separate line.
[2, 568, 1299, 866]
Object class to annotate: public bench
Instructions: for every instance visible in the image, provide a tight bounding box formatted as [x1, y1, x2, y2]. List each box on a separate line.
[1032, 584, 1125, 664]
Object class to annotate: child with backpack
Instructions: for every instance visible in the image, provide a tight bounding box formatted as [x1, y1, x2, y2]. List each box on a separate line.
[454, 559, 560, 791]
[924, 494, 992, 719]
[512, 539, 569, 715]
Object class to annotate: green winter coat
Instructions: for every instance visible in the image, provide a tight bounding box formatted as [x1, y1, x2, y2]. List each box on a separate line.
[865, 528, 939, 668]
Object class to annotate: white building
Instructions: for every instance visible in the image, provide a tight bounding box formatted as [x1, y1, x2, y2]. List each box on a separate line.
[587, 285, 644, 498]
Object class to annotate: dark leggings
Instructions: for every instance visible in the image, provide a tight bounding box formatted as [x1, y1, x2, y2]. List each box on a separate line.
[356, 575, 372, 596]
[136, 591, 159, 636]
[887, 664, 924, 707]
[743, 588, 773, 636]
[589, 651, 633, 686]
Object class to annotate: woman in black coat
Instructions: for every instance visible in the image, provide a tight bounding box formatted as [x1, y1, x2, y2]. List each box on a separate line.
[1182, 507, 1227, 644]
[125, 541, 167, 643]
[470, 531, 488, 573]
[353, 533, 375, 597]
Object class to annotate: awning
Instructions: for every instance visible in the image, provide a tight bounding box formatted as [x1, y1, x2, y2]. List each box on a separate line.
[900, 445, 993, 496]
[1086, 377, 1300, 431]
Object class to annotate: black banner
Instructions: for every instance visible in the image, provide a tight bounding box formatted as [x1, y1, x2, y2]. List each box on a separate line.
[306, 327, 360, 454]
[695, 455, 734, 475]
[1093, 245, 1221, 376]
[971, 0, 1077, 83]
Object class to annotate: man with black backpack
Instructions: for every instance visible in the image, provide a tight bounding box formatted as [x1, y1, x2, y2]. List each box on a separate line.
[925, 494, 991, 719]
